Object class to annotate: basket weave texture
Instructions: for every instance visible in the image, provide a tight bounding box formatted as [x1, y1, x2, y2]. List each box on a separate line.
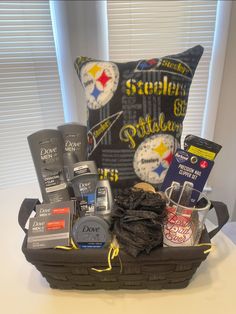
[22, 229, 210, 290]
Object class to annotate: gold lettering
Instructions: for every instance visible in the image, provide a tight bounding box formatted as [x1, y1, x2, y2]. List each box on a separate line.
[136, 117, 146, 137]
[175, 83, 180, 96]
[93, 121, 111, 138]
[167, 120, 175, 132]
[144, 82, 153, 95]
[158, 113, 168, 131]
[119, 113, 182, 148]
[154, 81, 163, 95]
[119, 125, 137, 149]
[125, 76, 187, 97]
[146, 115, 153, 134]
[125, 79, 136, 96]
[161, 59, 167, 67]
[161, 58, 190, 76]
[178, 63, 184, 75]
[137, 80, 144, 95]
[174, 98, 187, 116]
[168, 82, 176, 96]
[152, 119, 160, 133]
[163, 76, 168, 95]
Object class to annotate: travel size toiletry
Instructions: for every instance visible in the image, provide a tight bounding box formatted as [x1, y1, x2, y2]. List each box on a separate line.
[58, 123, 87, 161]
[28, 129, 70, 203]
[95, 180, 113, 217]
[71, 173, 99, 215]
[70, 161, 99, 215]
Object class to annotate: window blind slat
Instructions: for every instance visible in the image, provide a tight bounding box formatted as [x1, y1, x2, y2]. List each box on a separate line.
[107, 0, 217, 145]
[0, 1, 65, 189]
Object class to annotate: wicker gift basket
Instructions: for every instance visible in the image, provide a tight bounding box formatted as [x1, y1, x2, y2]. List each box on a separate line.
[19, 198, 229, 290]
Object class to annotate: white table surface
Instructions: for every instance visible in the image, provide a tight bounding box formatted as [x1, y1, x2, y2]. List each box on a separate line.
[1, 183, 236, 314]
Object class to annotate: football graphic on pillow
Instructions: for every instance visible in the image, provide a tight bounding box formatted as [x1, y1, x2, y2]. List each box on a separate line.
[79, 61, 119, 110]
[133, 134, 179, 184]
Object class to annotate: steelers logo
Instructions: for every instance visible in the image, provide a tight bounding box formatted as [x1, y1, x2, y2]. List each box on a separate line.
[80, 61, 119, 110]
[136, 58, 161, 71]
[133, 134, 179, 184]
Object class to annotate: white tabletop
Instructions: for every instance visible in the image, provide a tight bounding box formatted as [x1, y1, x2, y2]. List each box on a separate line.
[1, 183, 236, 314]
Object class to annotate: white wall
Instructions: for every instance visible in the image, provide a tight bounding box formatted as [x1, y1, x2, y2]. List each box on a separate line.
[208, 1, 236, 221]
[0, 182, 42, 216]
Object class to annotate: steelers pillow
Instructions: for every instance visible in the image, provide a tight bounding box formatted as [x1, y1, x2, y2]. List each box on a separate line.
[74, 45, 204, 188]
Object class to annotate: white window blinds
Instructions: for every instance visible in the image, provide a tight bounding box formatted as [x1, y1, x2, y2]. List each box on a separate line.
[107, 0, 218, 143]
[0, 1, 65, 189]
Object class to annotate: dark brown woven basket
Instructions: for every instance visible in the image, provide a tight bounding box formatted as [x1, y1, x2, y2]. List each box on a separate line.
[19, 199, 229, 290]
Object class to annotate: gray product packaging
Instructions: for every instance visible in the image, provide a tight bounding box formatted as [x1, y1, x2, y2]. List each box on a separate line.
[95, 179, 113, 217]
[58, 123, 87, 162]
[27, 129, 70, 203]
[27, 213, 71, 249]
[35, 200, 76, 217]
[71, 173, 99, 215]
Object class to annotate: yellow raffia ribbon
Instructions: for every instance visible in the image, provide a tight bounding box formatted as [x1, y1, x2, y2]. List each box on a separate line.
[195, 243, 215, 254]
[55, 238, 79, 250]
[91, 238, 122, 273]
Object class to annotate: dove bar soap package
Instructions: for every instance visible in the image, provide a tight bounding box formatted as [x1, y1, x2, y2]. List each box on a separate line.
[75, 45, 204, 189]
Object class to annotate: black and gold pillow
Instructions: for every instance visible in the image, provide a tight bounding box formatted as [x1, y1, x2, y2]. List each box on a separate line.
[74, 45, 204, 188]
